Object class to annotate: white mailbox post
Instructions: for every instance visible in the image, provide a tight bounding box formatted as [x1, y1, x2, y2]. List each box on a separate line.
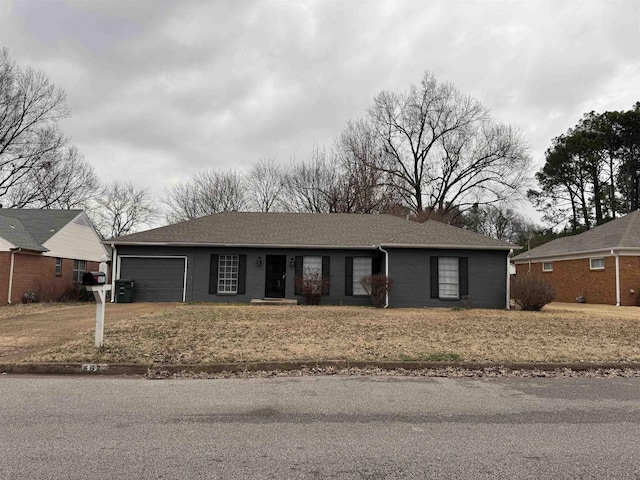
[84, 261, 111, 348]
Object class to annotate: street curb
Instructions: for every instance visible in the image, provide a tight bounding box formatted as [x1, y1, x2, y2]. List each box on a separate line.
[2, 361, 640, 376]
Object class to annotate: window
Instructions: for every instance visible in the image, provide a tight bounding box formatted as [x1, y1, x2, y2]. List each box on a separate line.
[217, 254, 239, 293]
[73, 260, 86, 283]
[352, 257, 372, 295]
[430, 256, 468, 300]
[590, 258, 605, 270]
[55, 258, 62, 277]
[542, 261, 553, 272]
[438, 257, 459, 299]
[295, 255, 330, 296]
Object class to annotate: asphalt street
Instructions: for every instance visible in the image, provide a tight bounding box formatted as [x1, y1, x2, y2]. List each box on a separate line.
[0, 375, 639, 479]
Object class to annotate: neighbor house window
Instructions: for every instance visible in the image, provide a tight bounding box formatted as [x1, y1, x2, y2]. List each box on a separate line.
[542, 261, 553, 272]
[590, 258, 605, 270]
[438, 257, 459, 299]
[55, 258, 63, 277]
[217, 254, 239, 293]
[73, 260, 86, 283]
[352, 257, 372, 296]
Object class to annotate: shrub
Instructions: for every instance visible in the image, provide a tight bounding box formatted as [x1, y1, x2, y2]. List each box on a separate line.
[57, 285, 94, 303]
[511, 272, 555, 311]
[21, 289, 39, 304]
[360, 274, 393, 308]
[295, 272, 329, 305]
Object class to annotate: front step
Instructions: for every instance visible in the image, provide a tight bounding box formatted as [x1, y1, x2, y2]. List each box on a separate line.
[249, 298, 299, 306]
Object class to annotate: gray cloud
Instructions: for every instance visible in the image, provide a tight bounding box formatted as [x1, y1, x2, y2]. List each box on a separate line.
[1, 0, 638, 220]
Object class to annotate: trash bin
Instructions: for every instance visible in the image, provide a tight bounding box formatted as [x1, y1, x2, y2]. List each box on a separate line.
[115, 279, 135, 303]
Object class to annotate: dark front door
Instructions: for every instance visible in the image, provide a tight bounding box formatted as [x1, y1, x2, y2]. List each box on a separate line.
[265, 255, 287, 298]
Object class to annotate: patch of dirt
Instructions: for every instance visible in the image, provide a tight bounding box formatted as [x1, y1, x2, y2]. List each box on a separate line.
[0, 302, 178, 362]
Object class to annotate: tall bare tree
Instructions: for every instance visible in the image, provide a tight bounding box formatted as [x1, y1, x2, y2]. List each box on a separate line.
[164, 169, 246, 223]
[245, 157, 285, 212]
[87, 181, 159, 239]
[0, 48, 89, 207]
[366, 71, 530, 217]
[6, 145, 98, 208]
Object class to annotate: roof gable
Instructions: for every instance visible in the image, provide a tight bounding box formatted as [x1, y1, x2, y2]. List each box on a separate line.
[109, 212, 515, 250]
[0, 209, 84, 252]
[513, 210, 640, 261]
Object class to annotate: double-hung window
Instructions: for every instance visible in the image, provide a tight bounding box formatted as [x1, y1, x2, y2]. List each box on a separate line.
[218, 254, 239, 294]
[542, 261, 553, 272]
[590, 258, 605, 270]
[55, 258, 63, 277]
[352, 257, 372, 295]
[430, 256, 468, 300]
[73, 260, 86, 283]
[294, 255, 330, 295]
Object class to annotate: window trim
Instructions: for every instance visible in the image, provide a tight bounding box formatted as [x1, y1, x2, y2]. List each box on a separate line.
[589, 257, 605, 270]
[542, 261, 553, 272]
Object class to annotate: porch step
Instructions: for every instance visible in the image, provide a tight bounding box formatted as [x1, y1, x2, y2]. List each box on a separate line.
[249, 298, 299, 306]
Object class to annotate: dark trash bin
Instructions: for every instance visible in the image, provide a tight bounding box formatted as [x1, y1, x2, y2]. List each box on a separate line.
[115, 279, 135, 303]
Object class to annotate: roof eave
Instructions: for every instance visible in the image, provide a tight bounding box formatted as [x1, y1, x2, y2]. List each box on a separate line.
[513, 246, 640, 263]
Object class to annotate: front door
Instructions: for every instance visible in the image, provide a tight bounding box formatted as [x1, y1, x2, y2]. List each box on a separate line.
[265, 255, 287, 298]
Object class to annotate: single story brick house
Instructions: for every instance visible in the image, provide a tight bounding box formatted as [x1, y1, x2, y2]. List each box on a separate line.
[512, 210, 640, 306]
[0, 209, 108, 304]
[107, 212, 516, 308]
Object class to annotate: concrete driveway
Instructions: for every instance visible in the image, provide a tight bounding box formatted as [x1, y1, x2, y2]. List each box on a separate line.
[0, 302, 178, 362]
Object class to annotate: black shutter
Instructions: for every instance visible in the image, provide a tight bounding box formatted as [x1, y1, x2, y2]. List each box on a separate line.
[372, 256, 381, 275]
[430, 256, 439, 299]
[345, 257, 354, 296]
[322, 256, 330, 295]
[237, 255, 247, 295]
[294, 256, 303, 295]
[459, 257, 468, 297]
[209, 254, 219, 294]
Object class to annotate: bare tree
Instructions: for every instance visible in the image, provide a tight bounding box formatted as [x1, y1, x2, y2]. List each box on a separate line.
[245, 158, 285, 212]
[367, 71, 531, 217]
[164, 169, 247, 223]
[280, 145, 341, 213]
[87, 181, 159, 239]
[6, 145, 98, 208]
[0, 48, 80, 206]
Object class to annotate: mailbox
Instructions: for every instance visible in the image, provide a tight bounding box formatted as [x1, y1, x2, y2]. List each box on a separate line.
[82, 271, 107, 286]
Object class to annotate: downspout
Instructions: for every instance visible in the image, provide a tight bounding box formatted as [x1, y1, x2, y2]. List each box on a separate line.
[110, 244, 117, 302]
[7, 250, 16, 304]
[612, 249, 621, 306]
[378, 246, 389, 308]
[506, 249, 513, 310]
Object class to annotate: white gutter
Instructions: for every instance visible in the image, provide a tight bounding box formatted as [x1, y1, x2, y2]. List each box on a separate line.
[110, 244, 117, 302]
[612, 249, 621, 306]
[378, 246, 389, 308]
[7, 250, 16, 304]
[506, 249, 513, 310]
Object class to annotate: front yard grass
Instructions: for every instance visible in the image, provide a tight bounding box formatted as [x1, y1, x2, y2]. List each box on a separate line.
[23, 303, 640, 365]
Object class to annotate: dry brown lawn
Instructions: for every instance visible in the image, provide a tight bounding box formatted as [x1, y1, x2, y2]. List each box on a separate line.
[1, 302, 637, 365]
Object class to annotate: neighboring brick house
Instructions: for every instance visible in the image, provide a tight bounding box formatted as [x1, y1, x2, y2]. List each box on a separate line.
[107, 212, 517, 308]
[512, 210, 640, 306]
[0, 209, 108, 304]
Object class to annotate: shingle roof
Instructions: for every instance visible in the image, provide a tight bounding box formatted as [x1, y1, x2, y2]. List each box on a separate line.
[108, 212, 516, 250]
[513, 210, 640, 261]
[0, 209, 83, 251]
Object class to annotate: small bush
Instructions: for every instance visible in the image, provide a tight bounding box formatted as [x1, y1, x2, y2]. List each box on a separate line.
[360, 274, 393, 308]
[57, 285, 94, 303]
[22, 289, 39, 304]
[295, 272, 329, 305]
[511, 272, 555, 311]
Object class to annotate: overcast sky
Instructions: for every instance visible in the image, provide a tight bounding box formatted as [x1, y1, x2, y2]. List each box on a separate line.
[1, 0, 638, 223]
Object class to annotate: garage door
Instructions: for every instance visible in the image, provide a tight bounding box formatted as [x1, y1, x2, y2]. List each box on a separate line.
[119, 257, 186, 302]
